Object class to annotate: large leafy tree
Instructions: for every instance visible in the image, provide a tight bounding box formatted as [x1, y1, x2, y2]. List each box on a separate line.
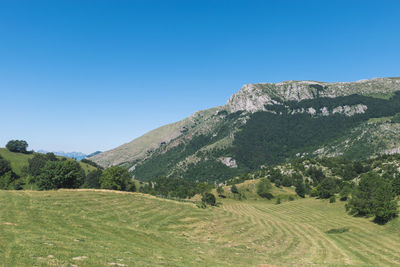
[295, 180, 306, 198]
[373, 179, 398, 224]
[348, 172, 398, 224]
[318, 177, 337, 199]
[6, 140, 29, 153]
[0, 157, 12, 176]
[0, 156, 18, 189]
[37, 160, 84, 190]
[100, 166, 131, 191]
[85, 169, 102, 189]
[28, 153, 58, 177]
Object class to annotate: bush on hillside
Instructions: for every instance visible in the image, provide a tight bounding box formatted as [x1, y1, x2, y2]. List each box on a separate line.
[202, 192, 216, 206]
[6, 140, 30, 154]
[256, 178, 273, 199]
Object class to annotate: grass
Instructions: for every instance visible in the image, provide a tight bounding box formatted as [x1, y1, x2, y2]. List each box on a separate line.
[0, 148, 34, 176]
[0, 189, 399, 266]
[0, 148, 96, 176]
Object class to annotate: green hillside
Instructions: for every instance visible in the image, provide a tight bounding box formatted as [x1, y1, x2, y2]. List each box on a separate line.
[0, 189, 399, 266]
[0, 148, 96, 176]
[0, 148, 34, 176]
[132, 92, 400, 182]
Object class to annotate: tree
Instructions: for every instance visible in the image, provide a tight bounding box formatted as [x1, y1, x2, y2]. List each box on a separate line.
[230, 184, 239, 194]
[196, 182, 212, 194]
[392, 176, 400, 196]
[126, 180, 137, 192]
[202, 192, 216, 206]
[373, 179, 398, 224]
[256, 178, 273, 199]
[295, 180, 306, 198]
[84, 169, 102, 188]
[28, 154, 52, 177]
[0, 157, 18, 189]
[282, 175, 292, 187]
[318, 177, 337, 199]
[37, 160, 84, 190]
[348, 172, 398, 224]
[0, 171, 15, 189]
[6, 140, 29, 153]
[100, 166, 131, 191]
[348, 172, 380, 217]
[0, 158, 12, 176]
[216, 186, 225, 197]
[339, 184, 352, 201]
[275, 179, 281, 188]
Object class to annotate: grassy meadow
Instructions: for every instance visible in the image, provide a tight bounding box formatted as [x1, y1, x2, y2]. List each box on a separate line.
[0, 189, 399, 266]
[0, 148, 97, 176]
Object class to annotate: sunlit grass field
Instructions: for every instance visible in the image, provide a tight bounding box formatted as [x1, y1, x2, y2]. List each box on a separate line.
[0, 189, 399, 266]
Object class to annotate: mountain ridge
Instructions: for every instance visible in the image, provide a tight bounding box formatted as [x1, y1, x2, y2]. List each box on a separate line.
[90, 77, 400, 182]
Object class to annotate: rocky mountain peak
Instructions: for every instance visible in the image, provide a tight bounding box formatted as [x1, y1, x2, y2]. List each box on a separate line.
[225, 77, 400, 113]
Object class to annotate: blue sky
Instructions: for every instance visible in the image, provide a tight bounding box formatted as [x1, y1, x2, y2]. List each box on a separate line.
[1, 0, 399, 153]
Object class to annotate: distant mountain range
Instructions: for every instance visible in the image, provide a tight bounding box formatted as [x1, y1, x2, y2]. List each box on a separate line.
[90, 77, 400, 183]
[37, 150, 101, 161]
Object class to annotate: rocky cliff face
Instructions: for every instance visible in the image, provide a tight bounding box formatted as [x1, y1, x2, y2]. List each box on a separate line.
[225, 78, 400, 113]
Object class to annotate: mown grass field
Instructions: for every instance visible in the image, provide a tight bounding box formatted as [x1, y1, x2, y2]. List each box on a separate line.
[0, 189, 399, 266]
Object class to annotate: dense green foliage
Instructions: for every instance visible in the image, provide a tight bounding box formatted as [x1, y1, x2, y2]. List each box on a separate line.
[318, 177, 338, 199]
[130, 93, 400, 183]
[0, 155, 19, 189]
[36, 160, 85, 190]
[100, 166, 135, 191]
[28, 153, 58, 177]
[202, 192, 216, 206]
[256, 178, 273, 199]
[81, 158, 103, 169]
[348, 172, 398, 224]
[233, 93, 400, 170]
[6, 140, 30, 154]
[134, 134, 213, 181]
[84, 169, 102, 188]
[139, 176, 212, 199]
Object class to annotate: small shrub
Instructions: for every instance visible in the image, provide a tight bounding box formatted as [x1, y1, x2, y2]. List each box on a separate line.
[276, 197, 281, 204]
[329, 195, 336, 203]
[202, 192, 216, 206]
[288, 195, 295, 201]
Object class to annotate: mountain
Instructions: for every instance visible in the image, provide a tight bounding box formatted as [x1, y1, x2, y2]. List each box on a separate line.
[37, 150, 87, 161]
[86, 151, 102, 158]
[90, 77, 400, 182]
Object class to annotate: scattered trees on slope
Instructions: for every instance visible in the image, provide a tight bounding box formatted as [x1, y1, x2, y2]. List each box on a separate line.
[348, 172, 398, 224]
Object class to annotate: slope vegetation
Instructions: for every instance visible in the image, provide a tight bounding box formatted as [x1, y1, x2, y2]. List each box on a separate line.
[0, 148, 97, 175]
[91, 78, 400, 183]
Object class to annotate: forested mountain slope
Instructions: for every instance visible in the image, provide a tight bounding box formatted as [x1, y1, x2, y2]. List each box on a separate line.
[90, 77, 400, 182]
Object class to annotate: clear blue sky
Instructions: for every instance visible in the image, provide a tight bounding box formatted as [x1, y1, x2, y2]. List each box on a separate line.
[1, 0, 399, 153]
